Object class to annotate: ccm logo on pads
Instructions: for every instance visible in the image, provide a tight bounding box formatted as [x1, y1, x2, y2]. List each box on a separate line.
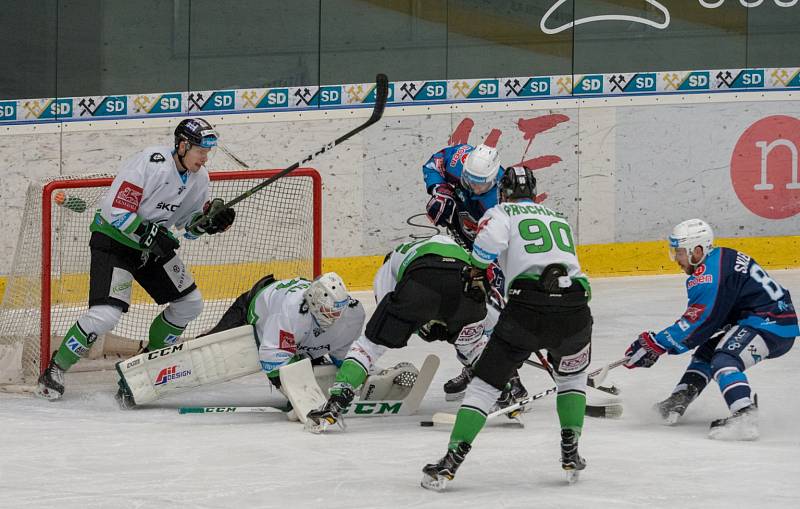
[113, 181, 143, 212]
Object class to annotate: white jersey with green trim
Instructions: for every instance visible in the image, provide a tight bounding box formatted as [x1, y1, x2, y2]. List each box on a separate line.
[372, 234, 469, 300]
[248, 278, 365, 374]
[94, 146, 209, 246]
[470, 200, 586, 293]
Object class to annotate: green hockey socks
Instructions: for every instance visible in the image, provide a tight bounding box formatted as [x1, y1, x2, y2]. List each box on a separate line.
[449, 407, 487, 449]
[333, 359, 369, 392]
[147, 311, 186, 351]
[557, 391, 586, 435]
[53, 322, 96, 371]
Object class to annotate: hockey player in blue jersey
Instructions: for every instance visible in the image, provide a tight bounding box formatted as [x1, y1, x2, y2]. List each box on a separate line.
[624, 219, 798, 440]
[422, 138, 504, 249]
[422, 135, 529, 402]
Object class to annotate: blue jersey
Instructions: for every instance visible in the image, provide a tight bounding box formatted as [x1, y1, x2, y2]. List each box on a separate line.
[654, 247, 798, 354]
[422, 144, 504, 227]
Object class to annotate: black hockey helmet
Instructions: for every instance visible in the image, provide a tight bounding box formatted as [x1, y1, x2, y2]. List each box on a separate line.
[174, 118, 218, 151]
[499, 165, 537, 201]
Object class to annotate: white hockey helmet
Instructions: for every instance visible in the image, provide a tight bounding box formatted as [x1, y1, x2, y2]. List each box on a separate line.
[462, 144, 501, 195]
[668, 219, 714, 263]
[304, 272, 350, 328]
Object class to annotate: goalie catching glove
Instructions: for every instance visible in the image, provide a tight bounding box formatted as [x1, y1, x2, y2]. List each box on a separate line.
[188, 198, 236, 236]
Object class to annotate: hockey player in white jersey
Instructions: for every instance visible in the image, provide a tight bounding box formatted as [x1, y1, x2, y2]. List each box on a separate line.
[115, 272, 366, 407]
[421, 166, 594, 490]
[204, 273, 365, 386]
[37, 118, 236, 400]
[305, 235, 494, 433]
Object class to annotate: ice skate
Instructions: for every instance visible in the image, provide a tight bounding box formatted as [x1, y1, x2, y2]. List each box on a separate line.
[115, 379, 136, 409]
[36, 354, 65, 401]
[443, 366, 473, 401]
[304, 387, 354, 434]
[655, 385, 699, 425]
[494, 373, 529, 419]
[420, 442, 471, 492]
[561, 429, 586, 484]
[708, 401, 758, 441]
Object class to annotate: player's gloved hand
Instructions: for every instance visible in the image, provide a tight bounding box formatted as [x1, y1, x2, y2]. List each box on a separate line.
[461, 265, 487, 304]
[624, 331, 666, 369]
[426, 184, 456, 227]
[137, 221, 180, 258]
[202, 198, 236, 234]
[418, 320, 451, 343]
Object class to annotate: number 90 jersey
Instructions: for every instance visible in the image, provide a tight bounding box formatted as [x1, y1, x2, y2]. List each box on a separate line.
[469, 200, 588, 294]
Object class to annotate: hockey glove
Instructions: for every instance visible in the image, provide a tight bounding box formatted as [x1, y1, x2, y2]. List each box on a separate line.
[624, 331, 666, 369]
[137, 221, 180, 258]
[188, 198, 236, 236]
[418, 320, 451, 343]
[203, 198, 236, 234]
[426, 184, 457, 227]
[461, 265, 487, 304]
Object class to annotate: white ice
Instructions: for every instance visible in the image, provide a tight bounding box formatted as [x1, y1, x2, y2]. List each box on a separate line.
[1, 271, 799, 509]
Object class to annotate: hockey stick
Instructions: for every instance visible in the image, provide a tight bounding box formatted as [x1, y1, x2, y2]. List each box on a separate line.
[525, 352, 623, 418]
[179, 406, 288, 414]
[523, 357, 621, 396]
[427, 379, 622, 427]
[180, 355, 439, 419]
[218, 143, 251, 168]
[189, 73, 390, 229]
[428, 386, 558, 426]
[588, 357, 629, 388]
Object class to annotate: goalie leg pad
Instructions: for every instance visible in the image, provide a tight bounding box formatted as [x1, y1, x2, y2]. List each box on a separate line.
[116, 325, 261, 406]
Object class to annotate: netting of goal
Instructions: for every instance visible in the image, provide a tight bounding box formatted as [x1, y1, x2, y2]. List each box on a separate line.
[0, 169, 321, 387]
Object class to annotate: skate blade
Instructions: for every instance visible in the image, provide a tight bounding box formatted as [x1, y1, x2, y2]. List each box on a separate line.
[565, 470, 581, 484]
[444, 392, 465, 402]
[663, 411, 681, 426]
[304, 416, 345, 434]
[420, 474, 448, 491]
[35, 386, 62, 401]
[708, 426, 759, 441]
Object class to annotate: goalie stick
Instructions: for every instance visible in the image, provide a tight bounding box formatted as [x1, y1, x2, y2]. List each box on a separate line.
[189, 73, 390, 230]
[178, 354, 439, 419]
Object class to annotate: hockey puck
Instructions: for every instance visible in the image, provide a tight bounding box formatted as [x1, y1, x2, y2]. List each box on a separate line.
[420, 420, 434, 427]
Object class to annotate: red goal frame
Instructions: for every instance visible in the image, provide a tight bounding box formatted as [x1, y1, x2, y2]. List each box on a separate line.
[39, 168, 322, 373]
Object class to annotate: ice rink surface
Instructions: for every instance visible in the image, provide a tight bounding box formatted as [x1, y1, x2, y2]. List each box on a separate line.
[1, 271, 798, 509]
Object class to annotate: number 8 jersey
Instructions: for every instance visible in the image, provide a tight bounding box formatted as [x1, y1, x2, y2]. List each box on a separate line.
[470, 200, 589, 295]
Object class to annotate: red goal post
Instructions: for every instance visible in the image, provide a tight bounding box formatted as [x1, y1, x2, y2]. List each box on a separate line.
[0, 168, 321, 386]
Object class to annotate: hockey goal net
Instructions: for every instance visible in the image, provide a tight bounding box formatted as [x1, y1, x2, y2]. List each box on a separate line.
[0, 169, 321, 387]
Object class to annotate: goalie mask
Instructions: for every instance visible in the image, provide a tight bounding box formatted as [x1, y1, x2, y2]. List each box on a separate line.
[462, 144, 501, 195]
[668, 219, 714, 264]
[499, 165, 537, 202]
[304, 272, 350, 329]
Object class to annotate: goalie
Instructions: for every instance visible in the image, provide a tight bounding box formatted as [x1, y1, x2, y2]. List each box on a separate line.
[115, 272, 366, 407]
[304, 235, 527, 433]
